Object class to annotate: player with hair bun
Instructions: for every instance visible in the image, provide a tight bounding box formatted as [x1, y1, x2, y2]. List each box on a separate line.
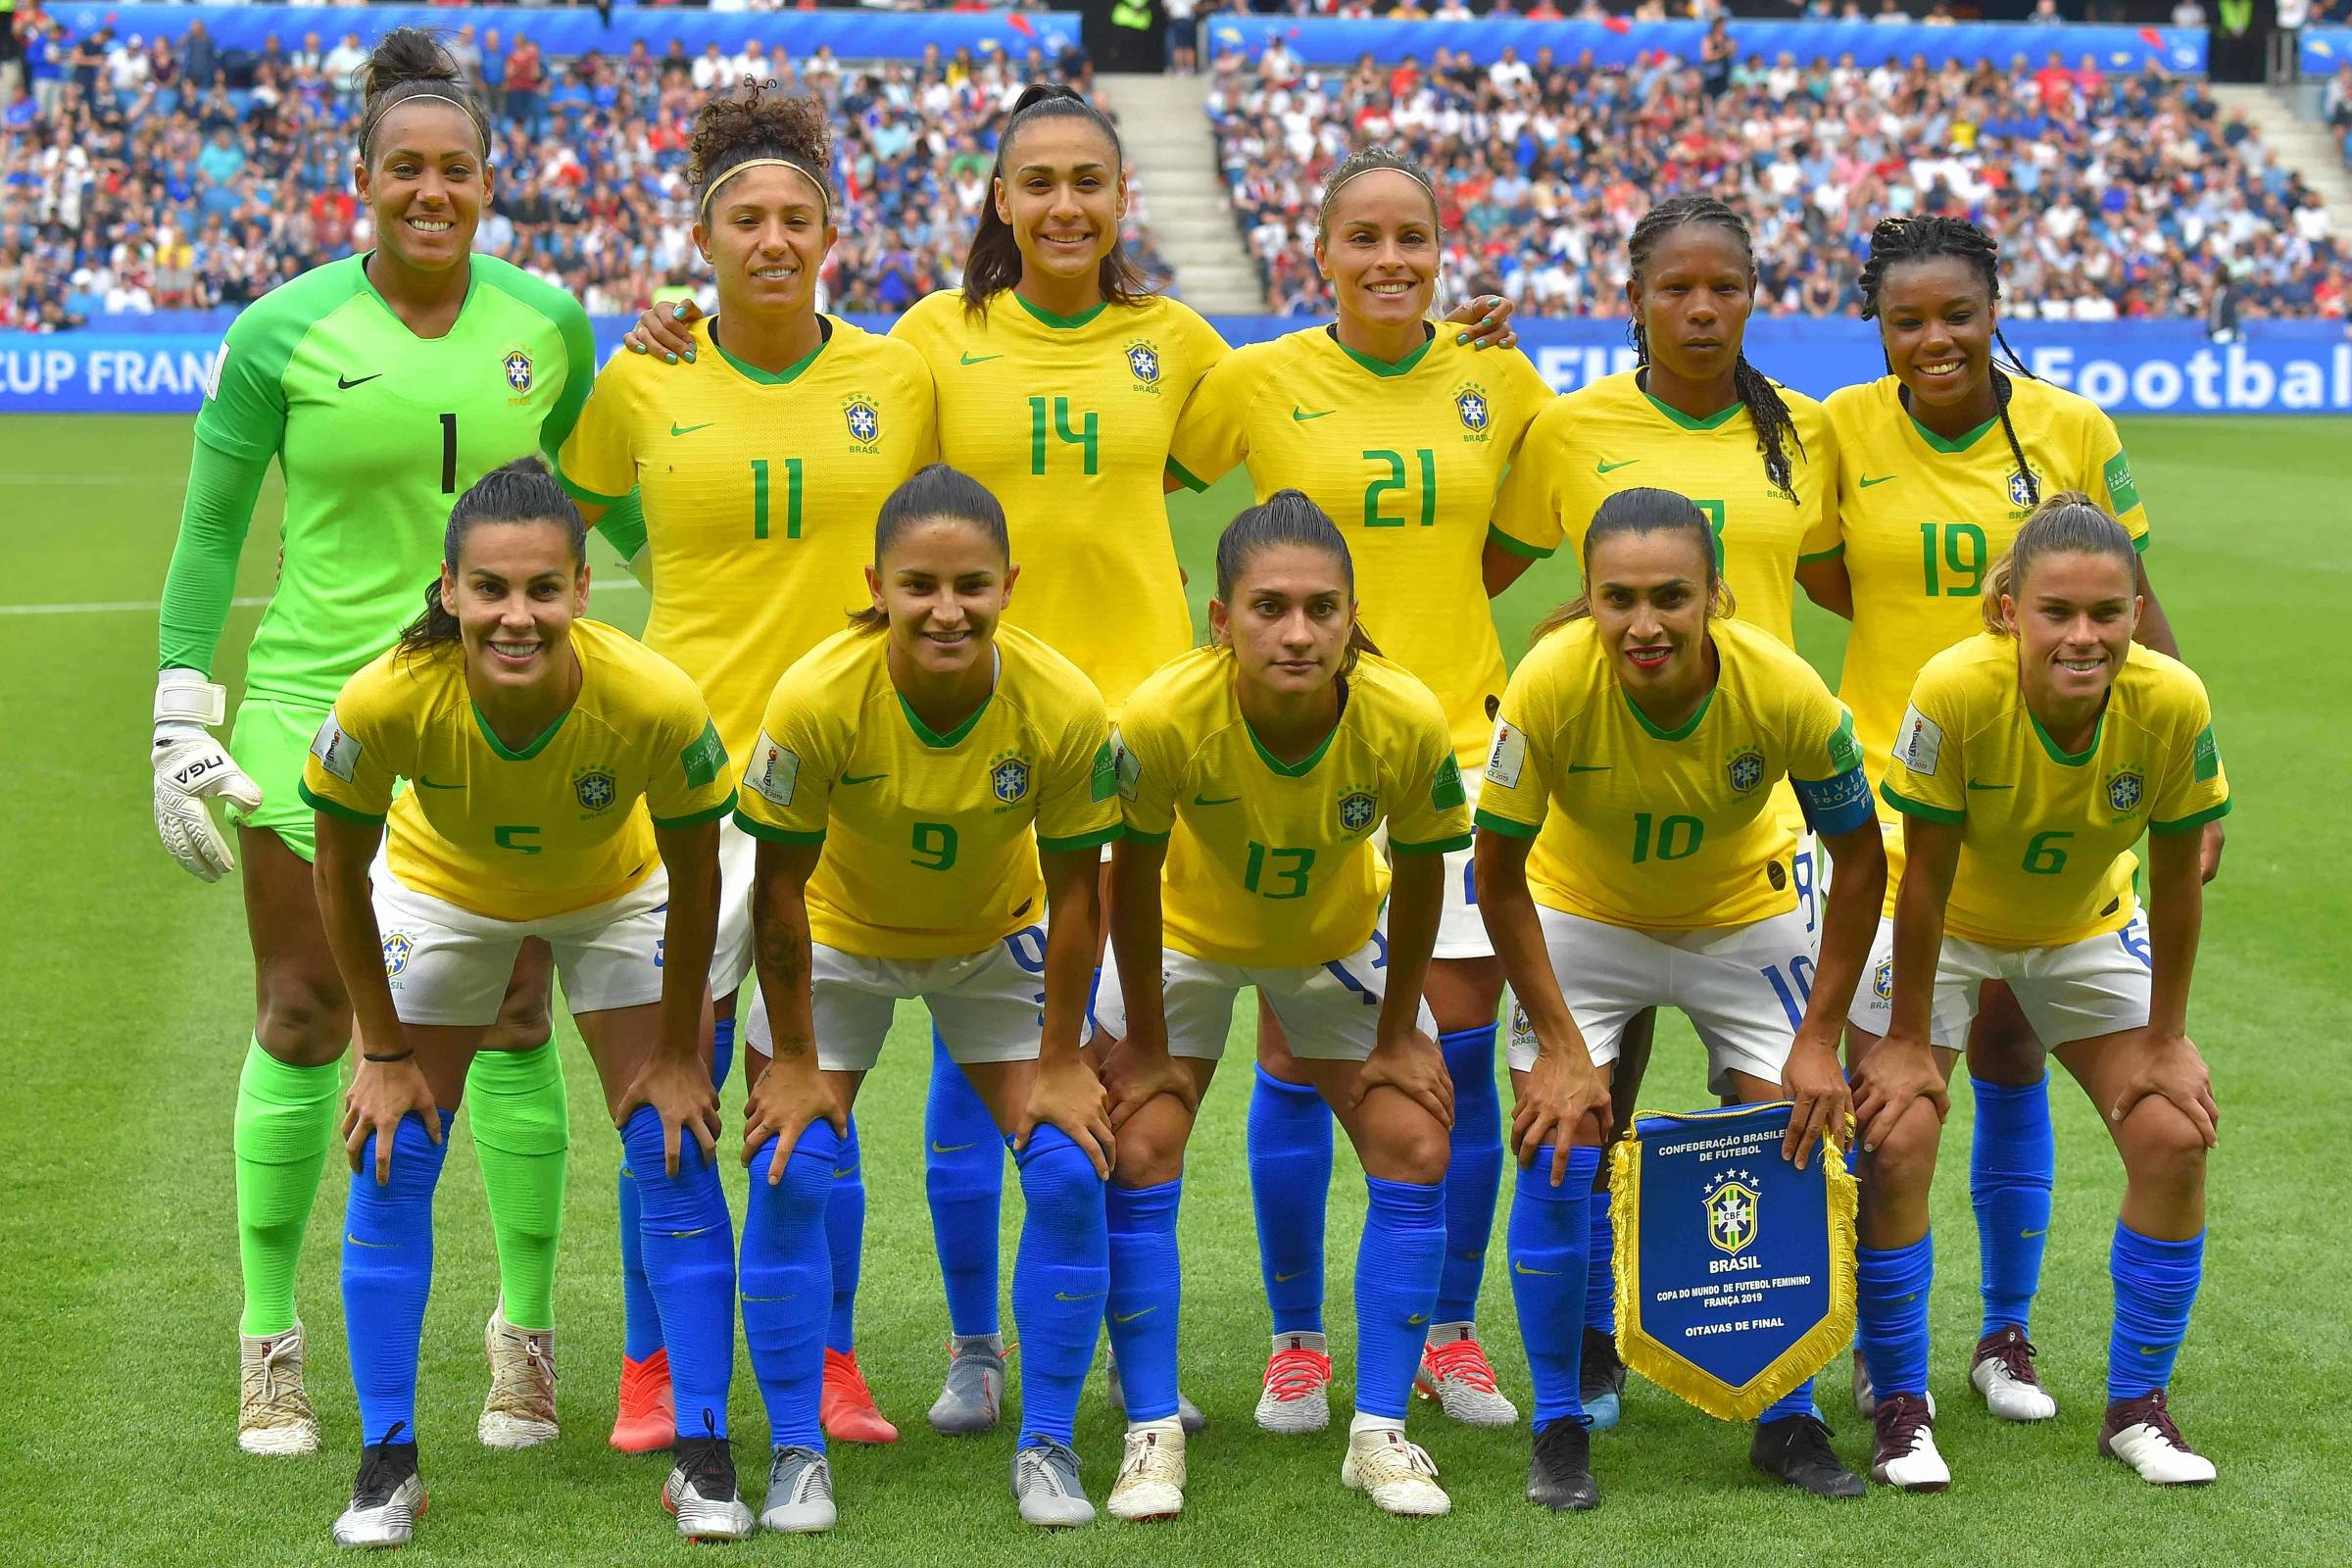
[1167, 146, 1552, 1436]
[1476, 489, 1886, 1511]
[557, 77, 936, 1452]
[1093, 491, 1472, 1521]
[1853, 492, 2229, 1492]
[302, 459, 740, 1546]
[152, 24, 608, 1458]
[1823, 215, 2216, 1428]
[1493, 194, 1844, 1428]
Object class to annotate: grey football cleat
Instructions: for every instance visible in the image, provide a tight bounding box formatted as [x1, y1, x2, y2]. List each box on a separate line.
[760, 1444, 838, 1533]
[929, 1334, 1008, 1437]
[1013, 1440, 1096, 1527]
[1106, 1353, 1206, 1435]
[331, 1425, 425, 1549]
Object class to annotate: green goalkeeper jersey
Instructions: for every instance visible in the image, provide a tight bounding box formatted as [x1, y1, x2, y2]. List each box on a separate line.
[164, 253, 596, 707]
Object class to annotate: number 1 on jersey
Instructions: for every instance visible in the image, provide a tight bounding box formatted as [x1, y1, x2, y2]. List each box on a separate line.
[439, 413, 458, 494]
[751, 458, 804, 540]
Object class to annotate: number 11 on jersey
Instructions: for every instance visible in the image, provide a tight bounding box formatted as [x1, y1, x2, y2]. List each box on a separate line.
[751, 458, 805, 540]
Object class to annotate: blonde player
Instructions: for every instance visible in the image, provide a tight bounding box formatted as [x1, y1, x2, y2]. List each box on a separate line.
[730, 466, 1121, 1532]
[1474, 489, 1886, 1510]
[557, 80, 935, 1450]
[1091, 492, 1472, 1521]
[1826, 216, 2213, 1424]
[302, 461, 747, 1546]
[1850, 494, 2229, 1492]
[1491, 193, 1841, 1428]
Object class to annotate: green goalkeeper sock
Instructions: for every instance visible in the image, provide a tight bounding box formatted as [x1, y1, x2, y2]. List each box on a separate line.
[466, 1038, 570, 1333]
[234, 1040, 340, 1338]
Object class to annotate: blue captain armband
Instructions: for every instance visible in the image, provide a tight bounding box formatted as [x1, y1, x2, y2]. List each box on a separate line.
[1794, 764, 1875, 836]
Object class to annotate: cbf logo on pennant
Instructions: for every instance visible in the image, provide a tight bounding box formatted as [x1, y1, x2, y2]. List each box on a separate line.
[1704, 1169, 1759, 1256]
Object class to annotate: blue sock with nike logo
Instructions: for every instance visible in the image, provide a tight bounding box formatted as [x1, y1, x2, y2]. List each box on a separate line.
[343, 1111, 454, 1446]
[825, 1115, 865, 1354]
[1357, 1174, 1446, 1421]
[924, 1031, 1004, 1337]
[1104, 1177, 1183, 1425]
[1508, 1146, 1600, 1428]
[1435, 1025, 1503, 1325]
[2109, 1224, 2202, 1400]
[1857, 1234, 1936, 1399]
[621, 1105, 736, 1440]
[1010, 1126, 1107, 1447]
[741, 1121, 840, 1451]
[1248, 1065, 1331, 1333]
[616, 1020, 735, 1365]
[1971, 1073, 2055, 1337]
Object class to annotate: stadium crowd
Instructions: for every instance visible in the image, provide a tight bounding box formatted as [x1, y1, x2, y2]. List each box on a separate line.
[1209, 40, 2348, 318]
[0, 13, 1166, 330]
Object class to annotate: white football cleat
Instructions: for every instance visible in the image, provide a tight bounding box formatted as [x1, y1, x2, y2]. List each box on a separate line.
[1869, 1394, 1952, 1492]
[331, 1426, 424, 1549]
[662, 1434, 756, 1542]
[1254, 1332, 1333, 1434]
[1012, 1440, 1096, 1527]
[1106, 1421, 1187, 1521]
[1341, 1422, 1450, 1517]
[760, 1444, 837, 1533]
[2100, 1392, 2217, 1486]
[1413, 1323, 1518, 1427]
[479, 1307, 559, 1448]
[240, 1321, 321, 1456]
[1969, 1327, 2058, 1422]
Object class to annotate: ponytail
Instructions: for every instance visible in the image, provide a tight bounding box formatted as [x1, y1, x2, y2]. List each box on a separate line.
[1979, 489, 2134, 637]
[397, 456, 584, 661]
[1529, 487, 1736, 646]
[962, 83, 1152, 320]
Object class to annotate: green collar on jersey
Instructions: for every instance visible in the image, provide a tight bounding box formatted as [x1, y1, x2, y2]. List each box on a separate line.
[472, 701, 571, 761]
[1010, 291, 1110, 330]
[1906, 408, 2001, 455]
[709, 315, 831, 385]
[1244, 712, 1341, 778]
[1620, 677, 1714, 743]
[1327, 323, 1434, 378]
[2028, 704, 2105, 767]
[1639, 383, 1744, 432]
[896, 646, 1001, 749]
[355, 251, 478, 339]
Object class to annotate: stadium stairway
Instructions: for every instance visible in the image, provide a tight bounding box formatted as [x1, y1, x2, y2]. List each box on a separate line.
[2212, 84, 2352, 238]
[1104, 73, 1265, 315]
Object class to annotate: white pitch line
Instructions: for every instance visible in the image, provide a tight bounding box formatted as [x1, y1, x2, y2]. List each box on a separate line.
[0, 580, 646, 616]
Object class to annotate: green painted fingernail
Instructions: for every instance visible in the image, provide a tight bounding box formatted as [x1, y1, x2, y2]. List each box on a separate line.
[684, 349, 696, 362]
[627, 340, 644, 353]
[663, 353, 677, 364]
[673, 302, 688, 318]
[1456, 332, 1469, 344]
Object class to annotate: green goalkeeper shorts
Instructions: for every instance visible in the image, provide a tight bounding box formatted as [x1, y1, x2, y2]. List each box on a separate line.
[227, 697, 331, 863]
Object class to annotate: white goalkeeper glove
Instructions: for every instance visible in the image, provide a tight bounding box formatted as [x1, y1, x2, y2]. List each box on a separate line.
[152, 667, 264, 882]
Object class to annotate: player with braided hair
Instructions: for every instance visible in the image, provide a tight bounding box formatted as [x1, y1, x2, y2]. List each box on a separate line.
[1492, 194, 1843, 1430]
[1822, 214, 2220, 1443]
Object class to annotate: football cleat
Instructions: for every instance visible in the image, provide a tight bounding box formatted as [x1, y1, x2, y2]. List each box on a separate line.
[239, 1320, 320, 1456]
[331, 1424, 424, 1549]
[478, 1308, 558, 1449]
[1254, 1332, 1334, 1434]
[1750, 1412, 1865, 1499]
[1969, 1327, 2058, 1422]
[1869, 1394, 1952, 1492]
[609, 1348, 674, 1454]
[1581, 1327, 1626, 1431]
[662, 1423, 755, 1542]
[760, 1444, 838, 1533]
[2099, 1391, 2217, 1486]
[1012, 1440, 1096, 1527]
[1413, 1323, 1519, 1427]
[1341, 1424, 1450, 1517]
[929, 1334, 1007, 1437]
[1105, 1422, 1187, 1522]
[821, 1348, 900, 1445]
[1527, 1417, 1600, 1511]
[1107, 1353, 1205, 1435]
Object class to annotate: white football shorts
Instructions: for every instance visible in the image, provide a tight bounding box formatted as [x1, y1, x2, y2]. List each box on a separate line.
[1376, 765, 1489, 960]
[372, 865, 671, 1027]
[1846, 904, 2154, 1048]
[1092, 925, 1439, 1062]
[742, 923, 1052, 1073]
[710, 813, 758, 1002]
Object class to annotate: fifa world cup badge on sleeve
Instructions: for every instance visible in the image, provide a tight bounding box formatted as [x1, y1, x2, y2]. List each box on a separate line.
[1608, 1102, 1857, 1420]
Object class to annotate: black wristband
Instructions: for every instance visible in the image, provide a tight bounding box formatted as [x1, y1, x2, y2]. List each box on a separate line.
[364, 1050, 416, 1063]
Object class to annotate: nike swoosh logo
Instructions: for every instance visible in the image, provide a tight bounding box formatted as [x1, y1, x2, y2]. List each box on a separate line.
[1594, 458, 1640, 474]
[1968, 781, 2015, 792]
[416, 776, 464, 790]
[960, 352, 1003, 367]
[2137, 1344, 2169, 1356]
[834, 1163, 859, 1179]
[1512, 1260, 1560, 1276]
[2021, 1227, 2048, 1238]
[670, 421, 715, 437]
[1859, 474, 1897, 488]
[1565, 763, 1611, 774]
[1272, 1269, 1304, 1284]
[1406, 1313, 1428, 1326]
[669, 1225, 715, 1239]
[842, 771, 887, 786]
[1292, 407, 1335, 421]
[1193, 792, 1241, 806]
[1111, 1307, 1155, 1324]
[931, 1140, 976, 1154]
[337, 373, 381, 390]
[347, 1234, 396, 1249]
[1054, 1291, 1105, 1302]
[742, 1295, 798, 1303]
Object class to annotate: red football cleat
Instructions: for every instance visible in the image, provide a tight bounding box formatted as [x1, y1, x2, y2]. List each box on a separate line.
[821, 1348, 900, 1445]
[610, 1348, 675, 1454]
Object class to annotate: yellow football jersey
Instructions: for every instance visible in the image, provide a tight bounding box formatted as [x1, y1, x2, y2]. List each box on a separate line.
[1165, 325, 1552, 771]
[1491, 368, 1840, 650]
[891, 288, 1230, 714]
[1826, 373, 2150, 904]
[733, 624, 1121, 961]
[299, 619, 735, 922]
[556, 315, 938, 764]
[1882, 634, 2229, 949]
[1477, 617, 1861, 930]
[1117, 647, 1471, 968]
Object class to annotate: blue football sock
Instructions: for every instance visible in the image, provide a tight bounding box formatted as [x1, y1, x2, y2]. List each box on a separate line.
[1585, 1185, 1617, 1336]
[342, 1111, 453, 1446]
[925, 1032, 1005, 1337]
[1971, 1073, 2054, 1338]
[741, 1122, 839, 1452]
[1104, 1178, 1183, 1424]
[825, 1115, 865, 1355]
[2109, 1224, 2203, 1400]
[1435, 1025, 1502, 1325]
[1758, 1380, 1820, 1425]
[620, 1106, 737, 1440]
[1507, 1146, 1599, 1428]
[1248, 1065, 1331, 1334]
[1857, 1234, 1936, 1399]
[1009, 1126, 1108, 1447]
[615, 1160, 663, 1361]
[1356, 1175, 1446, 1420]
[709, 1014, 736, 1094]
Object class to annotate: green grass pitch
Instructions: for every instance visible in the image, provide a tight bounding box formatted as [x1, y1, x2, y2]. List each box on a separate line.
[3, 413, 2348, 1565]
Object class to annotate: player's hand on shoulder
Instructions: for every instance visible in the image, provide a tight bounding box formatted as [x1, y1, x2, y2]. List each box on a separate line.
[624, 297, 703, 362]
[1441, 292, 1518, 352]
[1355, 1027, 1454, 1129]
[151, 668, 263, 882]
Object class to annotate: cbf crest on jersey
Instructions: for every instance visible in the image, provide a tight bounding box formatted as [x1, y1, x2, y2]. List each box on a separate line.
[2106, 767, 2145, 815]
[989, 750, 1032, 806]
[2006, 467, 2039, 512]
[1453, 380, 1492, 440]
[1726, 748, 1766, 796]
[842, 394, 882, 452]
[1704, 1168, 1760, 1257]
[502, 347, 534, 398]
[573, 764, 617, 814]
[1338, 788, 1378, 835]
[1124, 339, 1162, 390]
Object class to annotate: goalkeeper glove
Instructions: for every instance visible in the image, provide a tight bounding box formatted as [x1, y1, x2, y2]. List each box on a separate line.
[152, 667, 264, 882]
